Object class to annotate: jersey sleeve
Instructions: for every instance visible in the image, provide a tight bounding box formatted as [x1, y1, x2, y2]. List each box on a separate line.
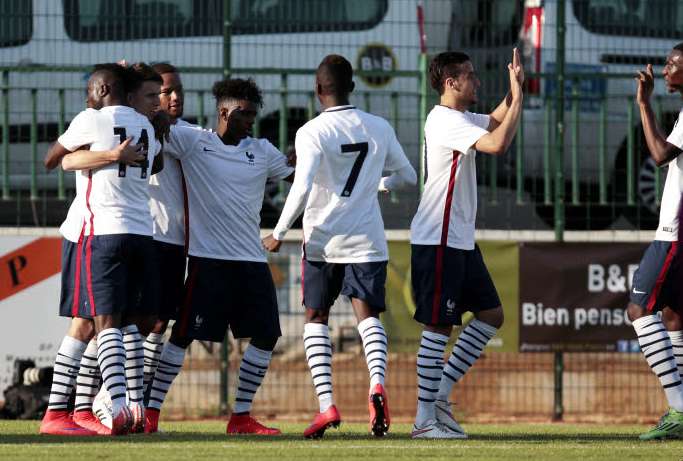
[667, 109, 683, 149]
[165, 125, 201, 160]
[383, 123, 411, 172]
[57, 109, 99, 151]
[437, 112, 489, 155]
[272, 128, 323, 240]
[263, 140, 295, 180]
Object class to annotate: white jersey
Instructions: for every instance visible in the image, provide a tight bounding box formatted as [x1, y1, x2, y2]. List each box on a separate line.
[410, 105, 490, 250]
[58, 106, 161, 242]
[149, 118, 199, 246]
[656, 108, 683, 241]
[165, 126, 293, 262]
[273, 105, 411, 263]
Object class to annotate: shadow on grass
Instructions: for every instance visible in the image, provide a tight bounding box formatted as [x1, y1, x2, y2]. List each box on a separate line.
[0, 431, 651, 444]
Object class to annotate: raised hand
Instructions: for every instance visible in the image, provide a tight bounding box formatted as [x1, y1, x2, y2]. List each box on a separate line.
[636, 63, 654, 105]
[512, 47, 525, 85]
[508, 48, 524, 100]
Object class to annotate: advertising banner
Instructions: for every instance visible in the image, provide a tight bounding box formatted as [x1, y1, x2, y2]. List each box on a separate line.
[519, 242, 647, 352]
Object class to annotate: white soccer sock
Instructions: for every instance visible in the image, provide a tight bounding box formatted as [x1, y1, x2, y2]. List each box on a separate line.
[634, 316, 683, 411]
[147, 341, 186, 411]
[669, 330, 683, 377]
[47, 336, 87, 411]
[233, 344, 272, 414]
[121, 324, 144, 405]
[357, 317, 388, 387]
[415, 330, 447, 427]
[97, 328, 128, 415]
[74, 338, 100, 412]
[303, 323, 334, 413]
[437, 319, 497, 402]
[143, 332, 164, 399]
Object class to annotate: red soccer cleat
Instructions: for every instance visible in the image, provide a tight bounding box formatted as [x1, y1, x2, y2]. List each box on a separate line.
[39, 409, 98, 436]
[144, 408, 160, 434]
[73, 410, 111, 435]
[227, 414, 281, 435]
[111, 405, 132, 435]
[368, 383, 390, 437]
[303, 405, 341, 439]
[129, 403, 145, 433]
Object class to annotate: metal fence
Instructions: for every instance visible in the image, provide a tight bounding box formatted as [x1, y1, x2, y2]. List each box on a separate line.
[1, 0, 682, 422]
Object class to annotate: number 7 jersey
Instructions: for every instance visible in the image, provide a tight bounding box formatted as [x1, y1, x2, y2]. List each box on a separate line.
[290, 105, 411, 263]
[58, 106, 161, 241]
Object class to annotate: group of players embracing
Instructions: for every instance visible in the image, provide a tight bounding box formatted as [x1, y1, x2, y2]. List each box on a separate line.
[36, 42, 683, 441]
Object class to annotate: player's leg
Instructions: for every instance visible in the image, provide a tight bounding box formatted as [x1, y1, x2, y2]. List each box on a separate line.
[410, 244, 463, 439]
[226, 261, 282, 435]
[663, 307, 683, 378]
[40, 238, 98, 436]
[89, 234, 135, 435]
[436, 245, 501, 436]
[628, 241, 683, 440]
[72, 336, 110, 434]
[301, 259, 342, 438]
[40, 318, 98, 436]
[145, 256, 216, 433]
[344, 262, 390, 436]
[143, 241, 185, 403]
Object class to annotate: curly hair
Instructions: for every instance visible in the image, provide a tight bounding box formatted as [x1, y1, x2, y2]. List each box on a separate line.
[429, 51, 470, 95]
[212, 78, 263, 108]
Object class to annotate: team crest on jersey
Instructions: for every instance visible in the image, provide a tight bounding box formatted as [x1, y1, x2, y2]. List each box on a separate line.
[245, 151, 255, 165]
[446, 299, 456, 317]
[194, 315, 203, 328]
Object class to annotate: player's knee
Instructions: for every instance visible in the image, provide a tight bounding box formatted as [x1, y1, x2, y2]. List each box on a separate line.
[626, 303, 647, 322]
[476, 306, 504, 329]
[67, 318, 95, 342]
[250, 336, 278, 351]
[305, 308, 329, 324]
[134, 317, 158, 336]
[151, 319, 170, 334]
[662, 307, 683, 331]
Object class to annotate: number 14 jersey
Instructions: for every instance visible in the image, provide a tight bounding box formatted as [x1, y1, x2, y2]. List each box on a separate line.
[58, 106, 161, 242]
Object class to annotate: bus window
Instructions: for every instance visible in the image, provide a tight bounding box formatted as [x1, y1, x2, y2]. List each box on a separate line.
[572, 0, 683, 38]
[63, 0, 389, 42]
[451, 0, 523, 48]
[1, 0, 32, 48]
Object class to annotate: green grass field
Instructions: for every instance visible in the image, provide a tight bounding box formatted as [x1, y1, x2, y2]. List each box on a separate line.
[1, 421, 682, 461]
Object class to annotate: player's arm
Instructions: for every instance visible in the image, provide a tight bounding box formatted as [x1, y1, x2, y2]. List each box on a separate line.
[378, 128, 417, 192]
[637, 64, 683, 166]
[263, 136, 322, 252]
[44, 142, 77, 170]
[61, 137, 145, 171]
[474, 49, 524, 156]
[487, 92, 513, 131]
[379, 163, 417, 192]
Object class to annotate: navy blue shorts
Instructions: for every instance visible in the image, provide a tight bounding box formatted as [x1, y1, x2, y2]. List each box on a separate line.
[302, 259, 387, 312]
[59, 234, 160, 319]
[154, 240, 186, 321]
[411, 244, 501, 326]
[174, 256, 281, 342]
[630, 241, 682, 312]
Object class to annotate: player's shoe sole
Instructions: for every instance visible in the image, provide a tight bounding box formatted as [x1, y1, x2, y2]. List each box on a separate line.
[370, 392, 389, 437]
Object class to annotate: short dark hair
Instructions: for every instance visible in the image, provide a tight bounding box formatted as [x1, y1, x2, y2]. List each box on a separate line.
[212, 78, 263, 108]
[90, 63, 129, 99]
[674, 42, 683, 53]
[317, 54, 353, 96]
[152, 62, 178, 76]
[127, 62, 162, 94]
[429, 51, 471, 95]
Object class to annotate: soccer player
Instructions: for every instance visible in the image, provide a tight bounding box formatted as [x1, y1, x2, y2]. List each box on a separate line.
[140, 62, 197, 405]
[262, 54, 417, 438]
[409, 49, 523, 439]
[627, 43, 683, 441]
[39, 63, 162, 436]
[144, 78, 293, 435]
